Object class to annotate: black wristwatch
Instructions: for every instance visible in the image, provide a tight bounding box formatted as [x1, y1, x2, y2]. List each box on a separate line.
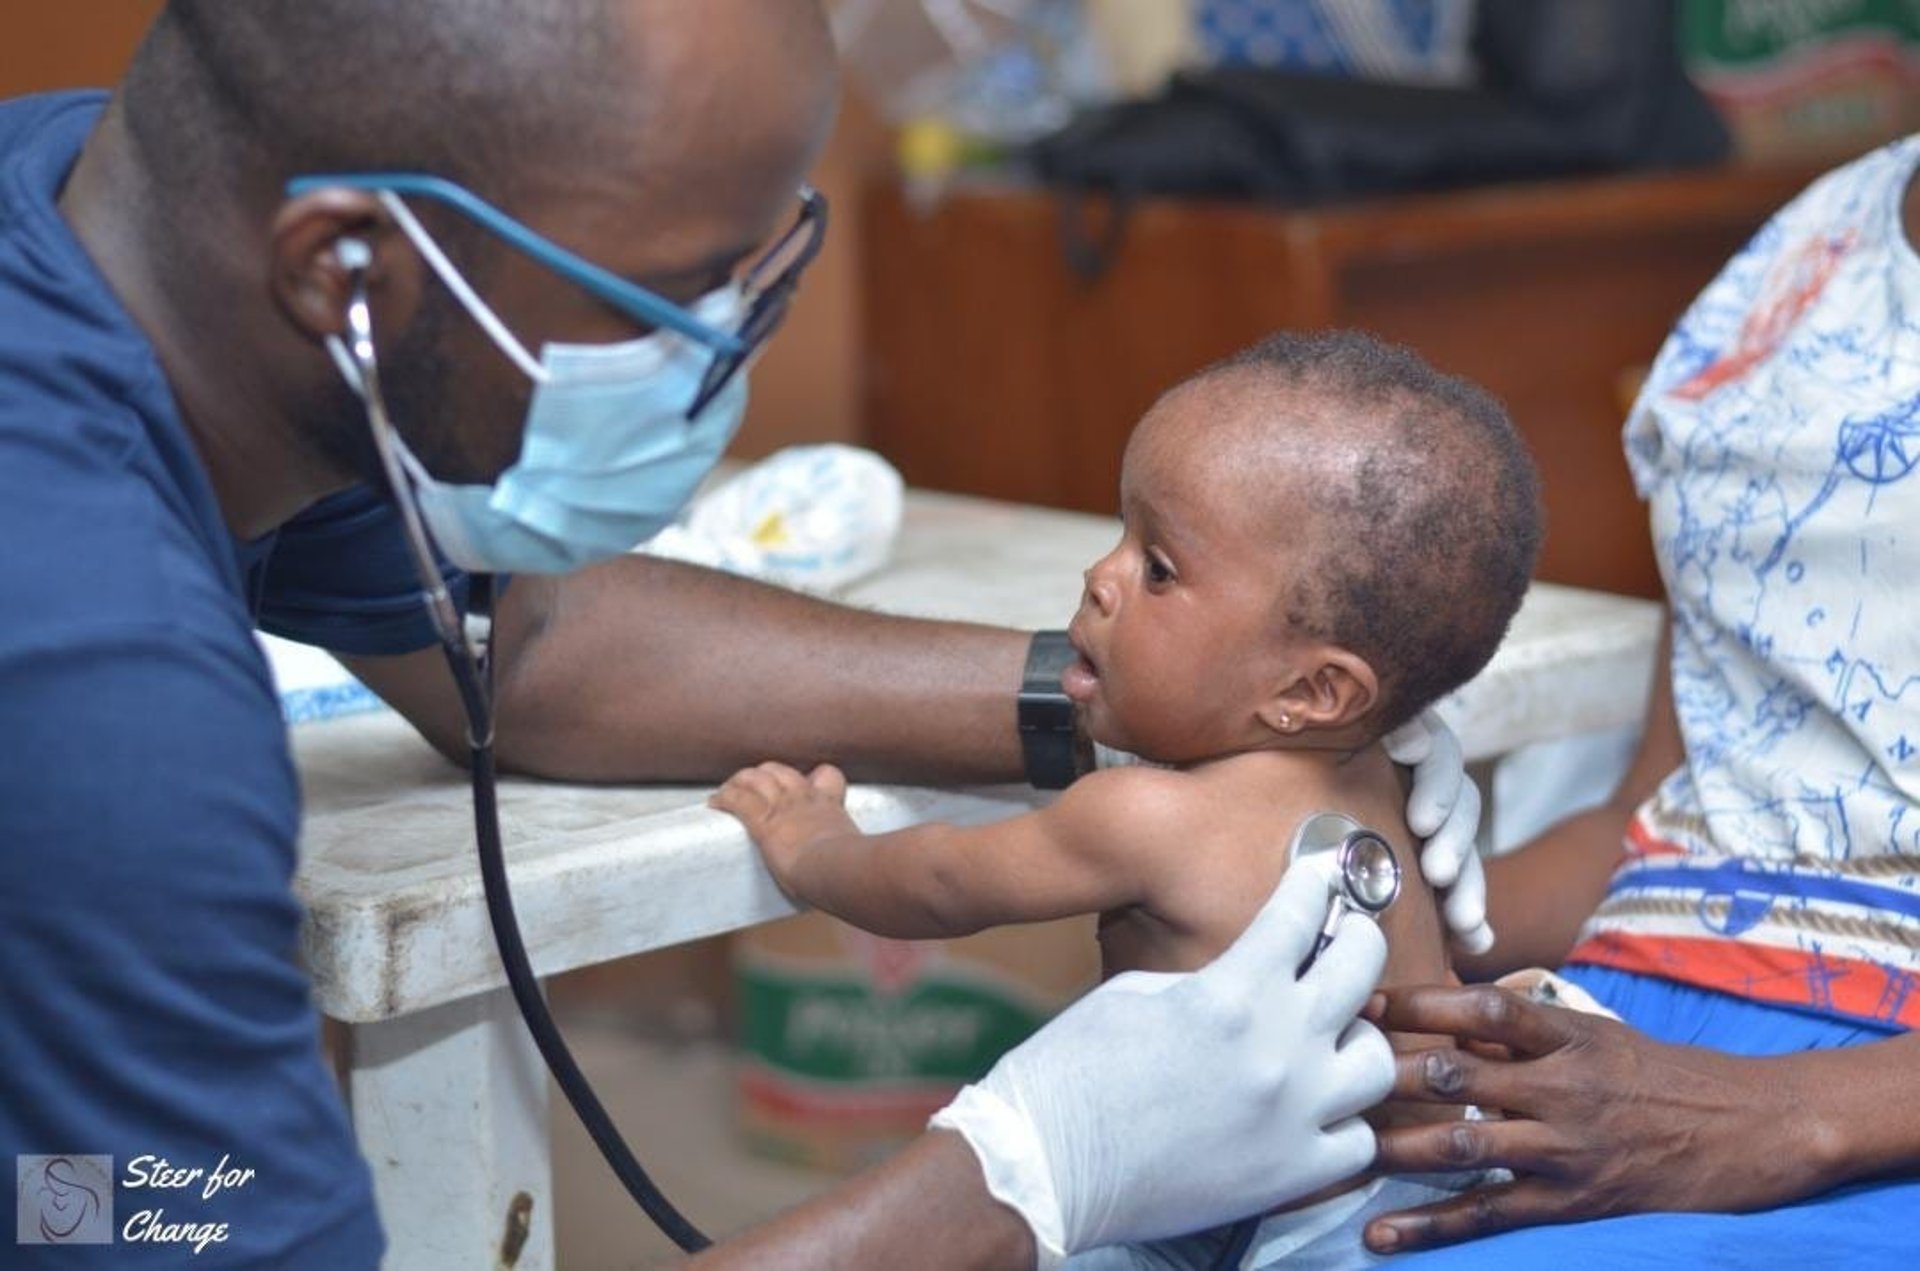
[1019, 630, 1084, 789]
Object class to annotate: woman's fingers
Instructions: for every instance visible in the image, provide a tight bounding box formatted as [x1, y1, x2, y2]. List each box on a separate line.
[1368, 984, 1581, 1059]
[1363, 1177, 1570, 1254]
[1383, 1044, 1553, 1117]
[1369, 984, 1854, 1249]
[1372, 1104, 1565, 1176]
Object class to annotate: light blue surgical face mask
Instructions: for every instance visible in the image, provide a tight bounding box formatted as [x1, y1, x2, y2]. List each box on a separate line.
[329, 192, 749, 575]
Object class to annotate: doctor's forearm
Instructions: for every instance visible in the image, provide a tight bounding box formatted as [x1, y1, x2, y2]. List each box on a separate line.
[492, 556, 1031, 784]
[686, 1130, 1034, 1270]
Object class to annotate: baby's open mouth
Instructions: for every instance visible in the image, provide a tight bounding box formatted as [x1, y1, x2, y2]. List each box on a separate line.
[1062, 629, 1100, 702]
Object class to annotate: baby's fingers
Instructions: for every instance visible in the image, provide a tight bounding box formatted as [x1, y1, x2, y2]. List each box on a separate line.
[755, 761, 810, 793]
[808, 764, 847, 799]
[711, 768, 778, 820]
[708, 786, 762, 823]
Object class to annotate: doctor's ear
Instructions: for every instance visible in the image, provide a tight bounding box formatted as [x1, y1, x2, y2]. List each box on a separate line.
[267, 187, 424, 343]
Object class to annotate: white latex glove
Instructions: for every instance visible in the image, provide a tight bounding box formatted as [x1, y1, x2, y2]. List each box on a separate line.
[1382, 709, 1494, 956]
[929, 856, 1394, 1266]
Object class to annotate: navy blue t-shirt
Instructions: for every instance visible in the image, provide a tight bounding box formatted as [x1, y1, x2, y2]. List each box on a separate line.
[0, 92, 467, 1267]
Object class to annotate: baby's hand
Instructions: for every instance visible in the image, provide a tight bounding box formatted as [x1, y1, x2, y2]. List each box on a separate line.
[710, 761, 855, 884]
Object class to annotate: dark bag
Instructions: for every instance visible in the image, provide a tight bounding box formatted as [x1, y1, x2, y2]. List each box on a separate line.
[1028, 0, 1729, 274]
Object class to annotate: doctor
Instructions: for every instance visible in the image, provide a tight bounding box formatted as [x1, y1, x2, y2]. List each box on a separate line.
[0, 2, 1485, 1266]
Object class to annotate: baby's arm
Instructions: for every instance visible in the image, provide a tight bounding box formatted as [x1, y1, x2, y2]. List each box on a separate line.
[711, 761, 1185, 939]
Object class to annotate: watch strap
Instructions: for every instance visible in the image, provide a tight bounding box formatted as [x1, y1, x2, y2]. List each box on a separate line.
[1019, 630, 1082, 790]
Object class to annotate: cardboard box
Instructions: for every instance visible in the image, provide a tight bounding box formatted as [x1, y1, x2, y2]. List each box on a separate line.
[735, 911, 1099, 1172]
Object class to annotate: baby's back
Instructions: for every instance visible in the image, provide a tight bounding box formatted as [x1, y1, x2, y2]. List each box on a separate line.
[1093, 744, 1447, 990]
[1092, 743, 1463, 1217]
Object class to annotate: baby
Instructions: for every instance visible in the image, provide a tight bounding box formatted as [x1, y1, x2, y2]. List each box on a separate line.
[713, 330, 1543, 1268]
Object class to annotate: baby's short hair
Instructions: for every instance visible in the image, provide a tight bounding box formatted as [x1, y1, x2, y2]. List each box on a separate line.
[1192, 330, 1542, 735]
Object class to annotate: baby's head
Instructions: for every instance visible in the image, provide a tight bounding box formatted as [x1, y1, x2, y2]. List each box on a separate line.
[1063, 330, 1541, 764]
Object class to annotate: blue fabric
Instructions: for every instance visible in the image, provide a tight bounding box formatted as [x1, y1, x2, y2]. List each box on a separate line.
[1067, 1172, 1502, 1269]
[0, 90, 454, 1266]
[237, 484, 471, 659]
[1388, 966, 1915, 1269]
[1196, 1, 1471, 80]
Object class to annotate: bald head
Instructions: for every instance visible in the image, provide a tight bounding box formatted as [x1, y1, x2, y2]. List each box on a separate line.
[71, 1, 838, 534]
[123, 0, 836, 220]
[1161, 331, 1542, 732]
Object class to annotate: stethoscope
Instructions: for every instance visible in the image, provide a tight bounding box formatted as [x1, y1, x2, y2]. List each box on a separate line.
[1212, 812, 1402, 1270]
[1290, 812, 1404, 973]
[339, 250, 717, 1253]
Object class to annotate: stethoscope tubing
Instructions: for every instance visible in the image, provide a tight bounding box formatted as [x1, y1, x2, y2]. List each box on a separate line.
[341, 264, 713, 1252]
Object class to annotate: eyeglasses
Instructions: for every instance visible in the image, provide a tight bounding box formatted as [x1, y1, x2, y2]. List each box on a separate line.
[285, 171, 829, 417]
[689, 186, 829, 417]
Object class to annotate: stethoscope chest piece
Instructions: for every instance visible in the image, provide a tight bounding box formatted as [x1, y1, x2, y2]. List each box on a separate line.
[1207, 812, 1405, 1270]
[1288, 811, 1402, 971]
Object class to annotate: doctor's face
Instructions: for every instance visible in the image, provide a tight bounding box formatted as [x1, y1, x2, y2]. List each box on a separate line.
[377, 0, 838, 487]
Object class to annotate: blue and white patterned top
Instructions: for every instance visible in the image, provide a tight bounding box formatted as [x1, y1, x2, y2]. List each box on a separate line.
[1571, 136, 1920, 1029]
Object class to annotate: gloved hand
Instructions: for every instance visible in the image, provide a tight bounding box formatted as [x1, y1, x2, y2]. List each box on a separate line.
[1382, 709, 1493, 956]
[929, 856, 1394, 1266]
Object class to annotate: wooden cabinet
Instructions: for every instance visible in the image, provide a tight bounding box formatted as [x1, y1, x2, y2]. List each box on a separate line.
[860, 165, 1825, 598]
[0, 5, 160, 96]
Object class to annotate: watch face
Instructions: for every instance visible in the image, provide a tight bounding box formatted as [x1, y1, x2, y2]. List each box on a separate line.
[1024, 630, 1080, 678]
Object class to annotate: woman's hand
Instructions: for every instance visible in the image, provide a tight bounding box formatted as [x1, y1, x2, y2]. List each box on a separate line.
[1360, 985, 1839, 1254]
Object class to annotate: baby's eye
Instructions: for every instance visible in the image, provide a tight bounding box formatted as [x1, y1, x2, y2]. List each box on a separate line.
[1144, 551, 1176, 586]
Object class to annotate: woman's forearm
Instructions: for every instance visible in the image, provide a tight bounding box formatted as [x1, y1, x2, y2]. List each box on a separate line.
[1461, 617, 1682, 980]
[1792, 1029, 1920, 1189]
[687, 1130, 1034, 1270]
[1459, 801, 1633, 978]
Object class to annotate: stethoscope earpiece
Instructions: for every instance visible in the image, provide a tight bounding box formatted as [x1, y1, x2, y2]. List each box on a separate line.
[335, 236, 373, 274]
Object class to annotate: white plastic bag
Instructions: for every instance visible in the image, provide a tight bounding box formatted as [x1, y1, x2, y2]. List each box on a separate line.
[639, 445, 906, 593]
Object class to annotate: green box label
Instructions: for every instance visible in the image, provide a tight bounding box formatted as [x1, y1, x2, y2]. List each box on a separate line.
[739, 967, 1046, 1084]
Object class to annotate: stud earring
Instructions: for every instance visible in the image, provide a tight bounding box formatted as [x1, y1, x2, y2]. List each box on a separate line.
[1279, 711, 1294, 731]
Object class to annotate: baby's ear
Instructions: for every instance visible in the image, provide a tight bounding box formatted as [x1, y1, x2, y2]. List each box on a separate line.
[1257, 646, 1380, 737]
